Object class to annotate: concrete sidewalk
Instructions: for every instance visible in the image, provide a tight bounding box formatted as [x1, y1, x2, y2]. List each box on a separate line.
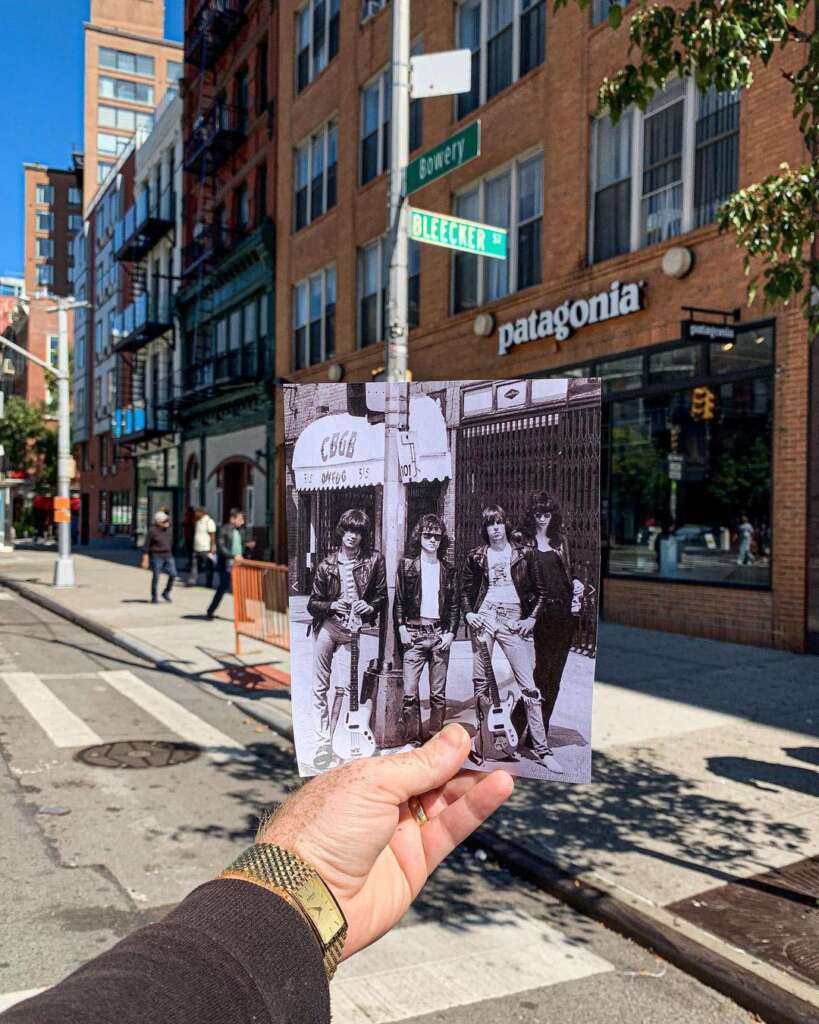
[2, 543, 819, 1021]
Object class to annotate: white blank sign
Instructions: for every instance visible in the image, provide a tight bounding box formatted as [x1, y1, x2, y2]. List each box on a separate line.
[410, 50, 472, 99]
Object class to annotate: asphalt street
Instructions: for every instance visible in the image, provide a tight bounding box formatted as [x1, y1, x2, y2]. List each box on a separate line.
[0, 590, 756, 1023]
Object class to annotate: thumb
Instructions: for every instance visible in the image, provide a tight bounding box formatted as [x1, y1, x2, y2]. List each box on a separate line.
[375, 725, 471, 804]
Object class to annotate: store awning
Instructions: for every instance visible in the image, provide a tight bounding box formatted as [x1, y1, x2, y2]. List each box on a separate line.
[293, 413, 385, 490]
[405, 395, 452, 482]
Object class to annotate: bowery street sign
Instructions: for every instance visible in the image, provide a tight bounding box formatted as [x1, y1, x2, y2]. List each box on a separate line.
[406, 121, 480, 195]
[409, 207, 507, 260]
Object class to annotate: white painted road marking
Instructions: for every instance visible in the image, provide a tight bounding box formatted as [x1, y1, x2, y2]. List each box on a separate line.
[331, 908, 613, 1023]
[1, 673, 102, 748]
[98, 670, 245, 760]
[0, 989, 46, 1013]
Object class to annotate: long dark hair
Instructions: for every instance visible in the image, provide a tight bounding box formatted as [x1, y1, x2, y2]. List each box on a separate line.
[523, 491, 564, 545]
[335, 508, 372, 554]
[407, 513, 450, 559]
[481, 504, 512, 544]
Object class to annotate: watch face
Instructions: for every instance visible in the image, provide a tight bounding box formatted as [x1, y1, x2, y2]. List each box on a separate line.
[296, 876, 345, 944]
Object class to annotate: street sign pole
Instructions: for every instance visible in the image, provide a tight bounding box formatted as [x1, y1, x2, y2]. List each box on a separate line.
[385, 0, 411, 384]
[53, 300, 75, 588]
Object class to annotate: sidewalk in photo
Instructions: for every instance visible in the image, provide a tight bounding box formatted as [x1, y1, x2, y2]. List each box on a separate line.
[2, 543, 819, 1021]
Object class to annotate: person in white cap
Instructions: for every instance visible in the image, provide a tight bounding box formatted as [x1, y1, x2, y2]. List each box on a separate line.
[141, 511, 177, 604]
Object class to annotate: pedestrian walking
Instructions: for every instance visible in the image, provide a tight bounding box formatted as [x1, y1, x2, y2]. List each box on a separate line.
[737, 514, 754, 565]
[141, 511, 177, 604]
[206, 508, 255, 620]
[188, 507, 217, 586]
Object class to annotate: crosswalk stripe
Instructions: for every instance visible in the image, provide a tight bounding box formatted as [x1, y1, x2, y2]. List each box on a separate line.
[0, 673, 102, 748]
[331, 908, 613, 1023]
[0, 989, 46, 1013]
[98, 670, 245, 760]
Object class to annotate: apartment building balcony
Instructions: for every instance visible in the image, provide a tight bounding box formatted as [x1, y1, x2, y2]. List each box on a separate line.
[184, 100, 246, 176]
[112, 403, 174, 444]
[181, 221, 247, 279]
[113, 293, 174, 354]
[186, 0, 247, 73]
[175, 344, 260, 408]
[114, 186, 175, 263]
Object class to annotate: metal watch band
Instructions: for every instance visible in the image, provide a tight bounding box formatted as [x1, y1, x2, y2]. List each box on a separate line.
[218, 843, 347, 981]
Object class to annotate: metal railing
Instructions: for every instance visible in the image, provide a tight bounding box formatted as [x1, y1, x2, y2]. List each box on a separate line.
[232, 560, 290, 655]
[181, 221, 247, 278]
[112, 403, 173, 440]
[186, 0, 247, 72]
[113, 293, 173, 351]
[184, 101, 247, 174]
[114, 185, 175, 261]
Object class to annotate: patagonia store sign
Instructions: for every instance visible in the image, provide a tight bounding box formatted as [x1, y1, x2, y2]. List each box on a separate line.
[497, 280, 645, 356]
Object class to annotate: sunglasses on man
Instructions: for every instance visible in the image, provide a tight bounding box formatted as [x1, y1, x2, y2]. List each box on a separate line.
[421, 532, 442, 540]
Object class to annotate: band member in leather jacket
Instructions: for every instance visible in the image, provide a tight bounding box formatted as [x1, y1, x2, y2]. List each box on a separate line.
[460, 504, 555, 769]
[394, 514, 460, 743]
[306, 509, 386, 771]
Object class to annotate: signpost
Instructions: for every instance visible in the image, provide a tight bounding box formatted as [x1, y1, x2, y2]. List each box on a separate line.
[409, 207, 508, 259]
[406, 121, 480, 194]
[410, 49, 472, 99]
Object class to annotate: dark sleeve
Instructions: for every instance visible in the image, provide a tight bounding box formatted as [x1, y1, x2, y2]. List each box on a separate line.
[446, 564, 460, 635]
[216, 527, 232, 560]
[393, 560, 407, 627]
[526, 549, 547, 621]
[368, 554, 387, 617]
[460, 553, 479, 617]
[143, 528, 153, 555]
[307, 561, 332, 618]
[0, 880, 330, 1024]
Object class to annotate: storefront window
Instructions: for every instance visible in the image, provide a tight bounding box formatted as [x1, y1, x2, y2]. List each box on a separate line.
[648, 344, 703, 384]
[710, 325, 773, 375]
[596, 355, 643, 392]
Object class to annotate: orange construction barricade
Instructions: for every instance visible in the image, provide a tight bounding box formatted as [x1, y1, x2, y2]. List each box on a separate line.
[231, 559, 290, 656]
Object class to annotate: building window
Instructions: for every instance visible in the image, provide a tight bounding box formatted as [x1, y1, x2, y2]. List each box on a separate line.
[358, 236, 421, 347]
[75, 335, 86, 370]
[167, 60, 183, 84]
[361, 70, 391, 185]
[99, 47, 154, 78]
[95, 319, 103, 355]
[361, 0, 387, 20]
[294, 121, 338, 230]
[256, 39, 269, 112]
[36, 212, 53, 232]
[409, 40, 424, 153]
[457, 0, 545, 119]
[256, 163, 267, 225]
[235, 182, 250, 229]
[36, 238, 54, 258]
[98, 106, 153, 133]
[296, 0, 340, 92]
[68, 187, 81, 206]
[36, 265, 53, 286]
[36, 184, 55, 205]
[69, 214, 83, 232]
[98, 76, 155, 105]
[592, 0, 624, 26]
[293, 265, 336, 369]
[590, 81, 740, 263]
[48, 335, 59, 367]
[235, 66, 250, 133]
[453, 151, 543, 312]
[98, 161, 115, 184]
[97, 132, 131, 156]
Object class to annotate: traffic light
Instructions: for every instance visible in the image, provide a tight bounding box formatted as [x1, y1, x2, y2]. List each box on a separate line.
[691, 386, 716, 421]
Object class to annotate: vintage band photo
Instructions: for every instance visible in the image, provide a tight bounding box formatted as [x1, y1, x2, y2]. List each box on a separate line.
[283, 379, 600, 782]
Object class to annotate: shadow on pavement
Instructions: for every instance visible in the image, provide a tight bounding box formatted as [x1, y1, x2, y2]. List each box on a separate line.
[706, 755, 819, 798]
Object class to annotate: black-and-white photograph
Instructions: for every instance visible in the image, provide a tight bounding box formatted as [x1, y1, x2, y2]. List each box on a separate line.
[284, 379, 600, 782]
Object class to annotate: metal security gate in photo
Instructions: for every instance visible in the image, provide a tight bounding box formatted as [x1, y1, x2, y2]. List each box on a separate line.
[455, 402, 600, 654]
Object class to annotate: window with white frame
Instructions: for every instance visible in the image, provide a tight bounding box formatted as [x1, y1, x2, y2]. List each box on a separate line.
[98, 132, 131, 156]
[293, 265, 336, 369]
[98, 106, 153, 133]
[99, 47, 154, 77]
[48, 336, 59, 368]
[36, 264, 53, 286]
[590, 80, 740, 263]
[358, 236, 420, 347]
[98, 161, 115, 184]
[361, 0, 387, 20]
[296, 0, 340, 91]
[68, 187, 81, 206]
[36, 184, 54, 205]
[167, 60, 183, 85]
[36, 238, 53, 258]
[360, 66, 422, 185]
[457, 0, 545, 119]
[99, 76, 155, 105]
[36, 212, 53, 232]
[294, 121, 337, 230]
[453, 151, 542, 312]
[69, 214, 83, 232]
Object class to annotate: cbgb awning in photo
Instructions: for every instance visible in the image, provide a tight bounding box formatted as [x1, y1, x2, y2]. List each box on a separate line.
[292, 396, 452, 491]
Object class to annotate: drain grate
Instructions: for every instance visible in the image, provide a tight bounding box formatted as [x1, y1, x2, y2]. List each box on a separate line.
[668, 855, 819, 987]
[75, 740, 201, 769]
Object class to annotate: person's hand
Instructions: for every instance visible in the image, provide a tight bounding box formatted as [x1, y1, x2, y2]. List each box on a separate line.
[465, 612, 484, 630]
[259, 725, 513, 960]
[438, 631, 454, 651]
[330, 599, 350, 613]
[516, 616, 537, 639]
[140, 554, 149, 571]
[234, 554, 244, 565]
[352, 599, 373, 617]
[398, 625, 412, 647]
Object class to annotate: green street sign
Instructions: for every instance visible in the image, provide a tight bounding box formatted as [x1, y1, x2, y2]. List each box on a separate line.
[406, 121, 480, 195]
[409, 207, 508, 260]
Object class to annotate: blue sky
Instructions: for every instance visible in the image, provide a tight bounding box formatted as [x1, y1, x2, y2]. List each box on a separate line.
[0, 0, 183, 277]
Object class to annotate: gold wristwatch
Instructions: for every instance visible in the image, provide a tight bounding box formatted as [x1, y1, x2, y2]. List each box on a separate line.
[217, 843, 347, 981]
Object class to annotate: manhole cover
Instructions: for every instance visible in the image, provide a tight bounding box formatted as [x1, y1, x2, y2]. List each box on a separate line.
[75, 740, 201, 769]
[668, 855, 819, 986]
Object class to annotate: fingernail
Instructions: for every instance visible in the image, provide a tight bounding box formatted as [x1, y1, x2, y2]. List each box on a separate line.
[437, 724, 465, 748]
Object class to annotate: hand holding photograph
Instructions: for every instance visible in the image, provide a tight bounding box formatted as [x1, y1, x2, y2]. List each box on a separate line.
[284, 379, 600, 782]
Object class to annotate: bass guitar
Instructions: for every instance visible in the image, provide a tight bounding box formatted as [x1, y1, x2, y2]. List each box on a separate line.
[472, 625, 520, 762]
[332, 608, 376, 761]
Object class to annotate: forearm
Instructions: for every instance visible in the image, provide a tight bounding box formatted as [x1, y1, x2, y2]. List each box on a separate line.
[1, 881, 330, 1024]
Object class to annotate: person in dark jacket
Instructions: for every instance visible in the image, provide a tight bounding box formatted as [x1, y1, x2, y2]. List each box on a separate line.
[460, 504, 552, 766]
[206, 508, 255, 620]
[0, 725, 514, 1024]
[306, 508, 387, 771]
[394, 513, 459, 743]
[141, 510, 176, 604]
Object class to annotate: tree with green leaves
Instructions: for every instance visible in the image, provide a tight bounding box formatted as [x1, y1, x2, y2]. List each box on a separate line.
[559, 0, 818, 328]
[0, 396, 56, 490]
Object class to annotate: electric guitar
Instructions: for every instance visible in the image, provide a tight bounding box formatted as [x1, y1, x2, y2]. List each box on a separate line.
[473, 625, 520, 760]
[332, 608, 376, 761]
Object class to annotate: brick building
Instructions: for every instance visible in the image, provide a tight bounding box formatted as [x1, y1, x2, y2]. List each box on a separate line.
[256, 0, 810, 652]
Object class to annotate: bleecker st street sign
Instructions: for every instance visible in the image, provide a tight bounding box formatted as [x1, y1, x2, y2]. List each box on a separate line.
[409, 207, 508, 260]
[406, 121, 480, 194]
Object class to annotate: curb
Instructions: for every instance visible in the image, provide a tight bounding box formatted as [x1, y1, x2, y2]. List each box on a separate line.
[4, 574, 816, 1023]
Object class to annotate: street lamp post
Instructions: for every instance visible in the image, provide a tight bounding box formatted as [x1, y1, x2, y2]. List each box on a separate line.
[0, 296, 87, 587]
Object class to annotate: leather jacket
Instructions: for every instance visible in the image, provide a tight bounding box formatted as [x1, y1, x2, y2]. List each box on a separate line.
[215, 523, 251, 566]
[393, 556, 460, 635]
[460, 543, 546, 621]
[307, 549, 387, 635]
